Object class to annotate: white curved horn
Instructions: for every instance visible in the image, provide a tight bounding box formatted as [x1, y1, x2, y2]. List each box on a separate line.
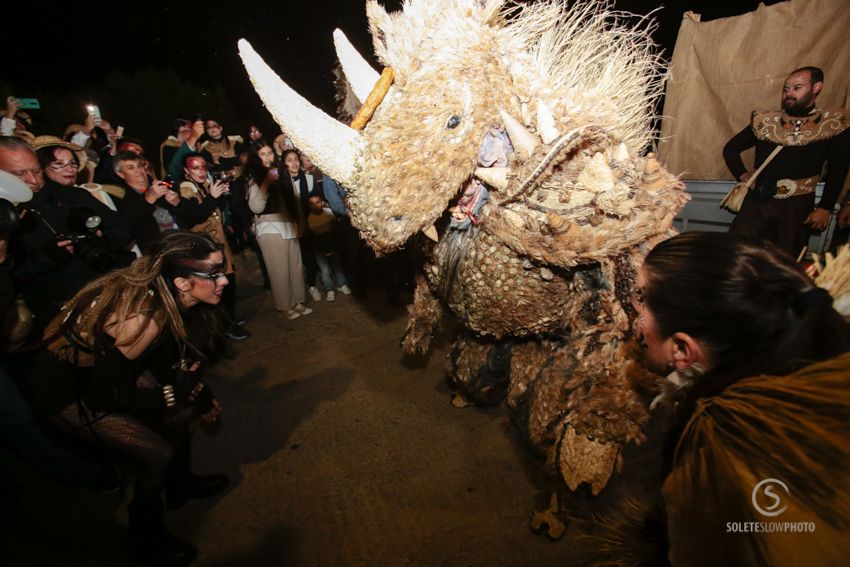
[537, 102, 559, 145]
[333, 29, 382, 104]
[499, 108, 538, 161]
[474, 167, 511, 191]
[422, 225, 439, 242]
[239, 39, 361, 188]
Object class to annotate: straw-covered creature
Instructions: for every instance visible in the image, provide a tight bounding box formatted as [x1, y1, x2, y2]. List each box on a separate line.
[239, 0, 688, 496]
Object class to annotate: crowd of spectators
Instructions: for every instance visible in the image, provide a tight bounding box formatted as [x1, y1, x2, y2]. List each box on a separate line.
[0, 96, 384, 563]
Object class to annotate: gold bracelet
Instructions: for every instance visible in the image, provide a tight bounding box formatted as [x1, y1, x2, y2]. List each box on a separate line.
[188, 381, 205, 403]
[163, 385, 176, 408]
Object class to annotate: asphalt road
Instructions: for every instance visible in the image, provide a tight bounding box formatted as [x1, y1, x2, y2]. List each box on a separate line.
[1, 250, 590, 566]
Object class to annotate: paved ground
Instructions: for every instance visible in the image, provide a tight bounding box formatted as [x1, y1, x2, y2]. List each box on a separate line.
[1, 251, 594, 566]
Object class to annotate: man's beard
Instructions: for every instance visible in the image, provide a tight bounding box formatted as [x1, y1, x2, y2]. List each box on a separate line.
[783, 92, 815, 115]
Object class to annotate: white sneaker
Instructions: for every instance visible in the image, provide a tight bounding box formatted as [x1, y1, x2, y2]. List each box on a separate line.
[338, 284, 351, 295]
[326, 290, 335, 302]
[308, 286, 322, 302]
[294, 303, 313, 315]
[286, 309, 301, 320]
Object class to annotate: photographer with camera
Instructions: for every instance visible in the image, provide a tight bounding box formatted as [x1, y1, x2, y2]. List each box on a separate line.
[95, 135, 150, 186]
[111, 151, 179, 253]
[0, 170, 106, 487]
[0, 136, 132, 335]
[175, 153, 248, 341]
[28, 231, 229, 564]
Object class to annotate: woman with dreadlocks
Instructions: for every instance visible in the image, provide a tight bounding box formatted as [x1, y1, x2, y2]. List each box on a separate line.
[632, 232, 850, 566]
[28, 230, 230, 565]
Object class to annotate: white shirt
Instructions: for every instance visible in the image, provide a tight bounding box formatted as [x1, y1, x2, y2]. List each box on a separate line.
[247, 181, 298, 239]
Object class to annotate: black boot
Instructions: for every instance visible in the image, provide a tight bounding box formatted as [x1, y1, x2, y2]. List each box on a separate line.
[165, 473, 230, 510]
[128, 498, 197, 565]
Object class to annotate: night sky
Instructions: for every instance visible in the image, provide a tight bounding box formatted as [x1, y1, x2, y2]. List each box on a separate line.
[4, 0, 784, 145]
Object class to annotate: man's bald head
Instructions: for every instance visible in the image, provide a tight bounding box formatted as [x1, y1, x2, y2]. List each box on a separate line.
[0, 136, 44, 192]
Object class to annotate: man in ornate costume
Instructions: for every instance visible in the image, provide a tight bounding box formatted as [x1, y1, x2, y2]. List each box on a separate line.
[723, 66, 850, 257]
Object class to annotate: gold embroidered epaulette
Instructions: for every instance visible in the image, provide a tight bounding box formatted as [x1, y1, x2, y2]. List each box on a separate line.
[80, 182, 126, 200]
[179, 181, 202, 202]
[100, 184, 127, 200]
[752, 108, 849, 146]
[200, 136, 243, 151]
[160, 137, 181, 149]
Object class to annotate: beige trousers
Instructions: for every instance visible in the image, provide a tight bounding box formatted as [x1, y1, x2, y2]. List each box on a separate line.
[256, 232, 304, 311]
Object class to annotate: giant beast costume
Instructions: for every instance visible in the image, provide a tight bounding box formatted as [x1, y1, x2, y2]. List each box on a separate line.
[239, 0, 688, 498]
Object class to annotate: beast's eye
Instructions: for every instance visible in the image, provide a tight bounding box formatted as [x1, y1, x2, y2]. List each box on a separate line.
[446, 115, 461, 129]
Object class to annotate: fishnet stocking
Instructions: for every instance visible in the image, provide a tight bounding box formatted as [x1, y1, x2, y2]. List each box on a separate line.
[48, 372, 193, 501]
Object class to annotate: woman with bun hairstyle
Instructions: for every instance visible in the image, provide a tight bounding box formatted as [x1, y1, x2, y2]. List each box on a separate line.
[633, 232, 850, 566]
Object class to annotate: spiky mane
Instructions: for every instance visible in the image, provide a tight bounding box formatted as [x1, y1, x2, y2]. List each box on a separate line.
[504, 0, 665, 152]
[370, 0, 664, 153]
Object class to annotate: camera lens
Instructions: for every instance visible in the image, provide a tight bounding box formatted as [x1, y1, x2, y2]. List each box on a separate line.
[84, 215, 102, 230]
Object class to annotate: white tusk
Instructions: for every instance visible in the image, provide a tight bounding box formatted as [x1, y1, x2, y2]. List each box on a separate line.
[499, 108, 539, 161]
[536, 102, 559, 145]
[333, 29, 384, 105]
[239, 39, 362, 188]
[474, 167, 510, 191]
[613, 142, 630, 163]
[423, 225, 439, 242]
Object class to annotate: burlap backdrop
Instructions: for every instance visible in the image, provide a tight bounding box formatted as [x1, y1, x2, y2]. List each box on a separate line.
[658, 0, 850, 195]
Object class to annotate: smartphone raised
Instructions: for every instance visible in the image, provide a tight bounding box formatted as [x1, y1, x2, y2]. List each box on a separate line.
[86, 104, 102, 126]
[115, 125, 124, 138]
[15, 98, 40, 110]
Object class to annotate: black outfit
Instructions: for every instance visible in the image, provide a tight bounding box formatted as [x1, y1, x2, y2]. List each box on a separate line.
[93, 151, 123, 186]
[723, 107, 850, 256]
[226, 176, 254, 244]
[10, 180, 132, 334]
[169, 186, 222, 230]
[284, 172, 321, 289]
[0, 255, 99, 485]
[111, 182, 163, 254]
[28, 321, 219, 563]
[229, 176, 271, 288]
[201, 137, 244, 174]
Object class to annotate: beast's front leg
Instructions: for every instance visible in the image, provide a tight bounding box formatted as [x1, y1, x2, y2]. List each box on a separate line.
[402, 276, 444, 355]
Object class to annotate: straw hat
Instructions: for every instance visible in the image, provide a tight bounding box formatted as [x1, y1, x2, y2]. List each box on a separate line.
[63, 123, 85, 138]
[30, 135, 88, 172]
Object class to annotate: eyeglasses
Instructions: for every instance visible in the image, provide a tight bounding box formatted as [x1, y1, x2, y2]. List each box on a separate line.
[189, 271, 226, 281]
[47, 160, 77, 171]
[206, 124, 221, 130]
